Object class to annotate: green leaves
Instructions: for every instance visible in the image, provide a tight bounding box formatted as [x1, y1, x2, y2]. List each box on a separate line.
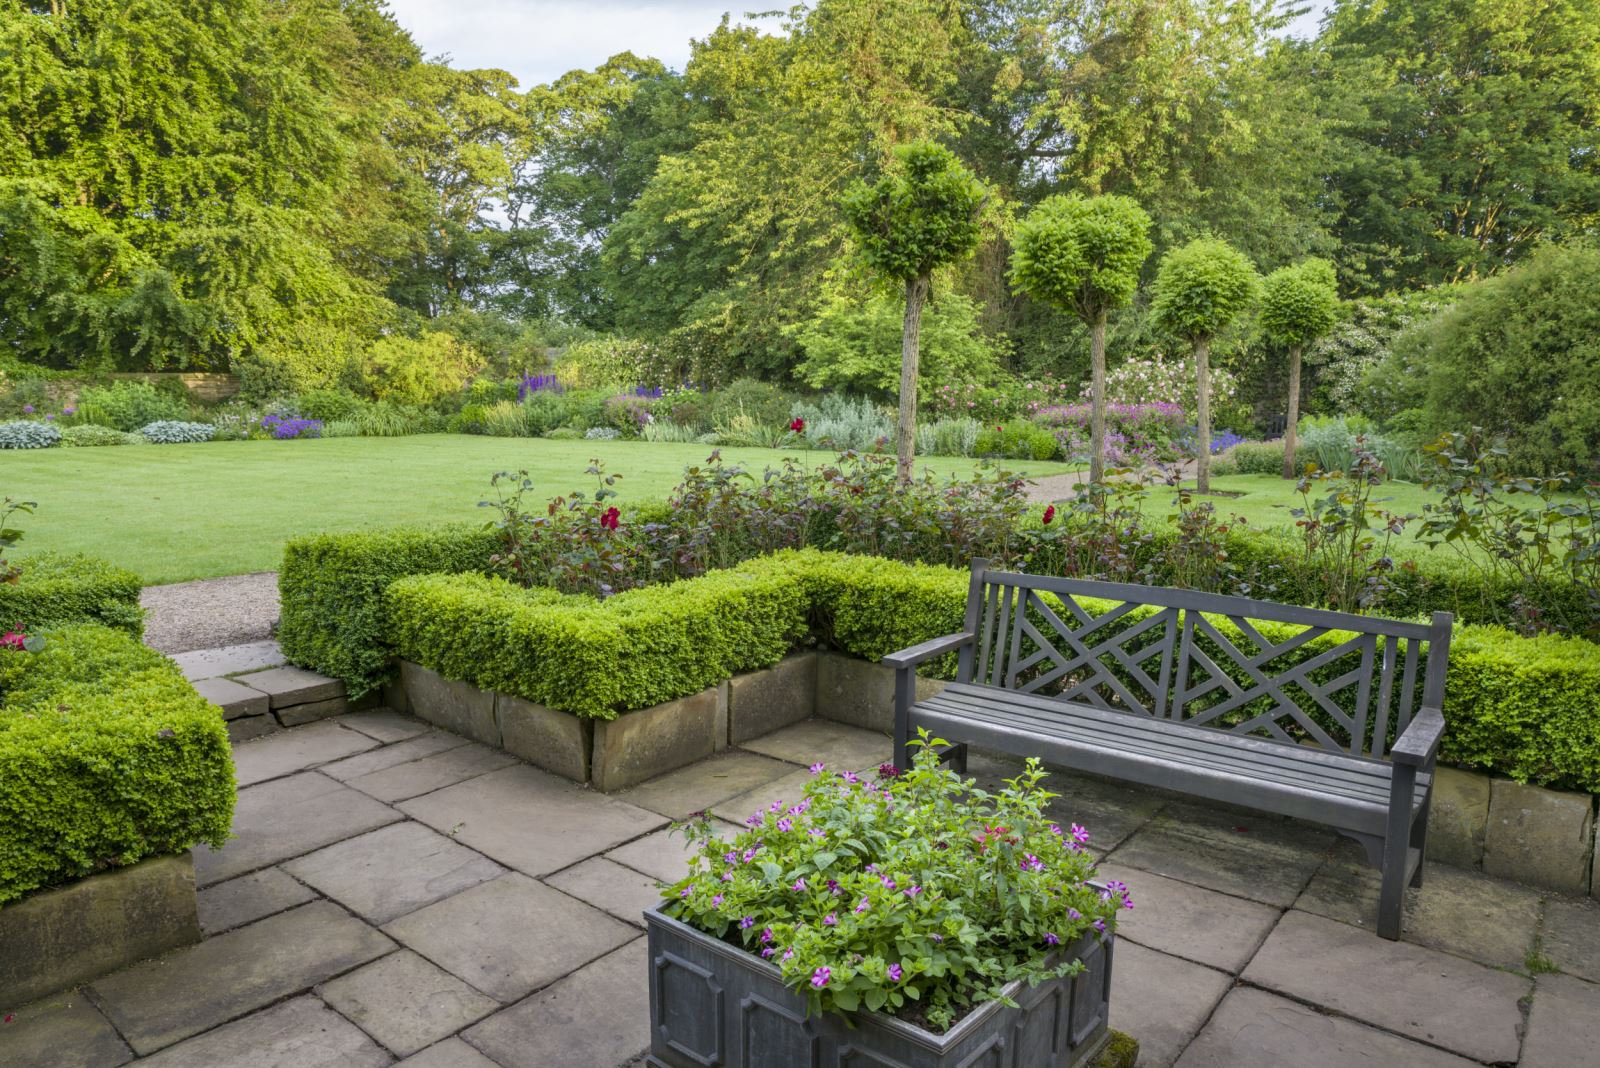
[1009, 194, 1153, 323]
[1149, 238, 1261, 343]
[841, 141, 988, 284]
[1260, 259, 1340, 349]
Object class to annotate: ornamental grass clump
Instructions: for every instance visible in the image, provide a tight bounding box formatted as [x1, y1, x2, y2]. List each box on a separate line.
[662, 735, 1129, 1031]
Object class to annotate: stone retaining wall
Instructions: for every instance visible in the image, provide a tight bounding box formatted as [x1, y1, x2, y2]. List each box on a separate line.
[391, 650, 1600, 899]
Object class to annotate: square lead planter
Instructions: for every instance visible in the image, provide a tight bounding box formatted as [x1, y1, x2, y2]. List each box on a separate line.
[645, 907, 1113, 1068]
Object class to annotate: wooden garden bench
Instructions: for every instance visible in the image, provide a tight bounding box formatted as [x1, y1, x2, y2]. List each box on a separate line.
[885, 559, 1453, 940]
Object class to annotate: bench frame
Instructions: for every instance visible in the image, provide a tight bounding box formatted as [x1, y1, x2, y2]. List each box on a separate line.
[886, 558, 1453, 940]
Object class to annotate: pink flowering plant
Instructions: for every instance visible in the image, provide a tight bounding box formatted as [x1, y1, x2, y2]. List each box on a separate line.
[661, 733, 1130, 1031]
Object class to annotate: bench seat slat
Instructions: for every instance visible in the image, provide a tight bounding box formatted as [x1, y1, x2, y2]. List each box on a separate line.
[914, 686, 1428, 835]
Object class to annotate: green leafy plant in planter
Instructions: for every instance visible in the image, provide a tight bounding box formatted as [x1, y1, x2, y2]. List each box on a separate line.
[661, 735, 1128, 1031]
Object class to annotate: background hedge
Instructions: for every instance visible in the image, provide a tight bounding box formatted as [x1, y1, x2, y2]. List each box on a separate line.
[0, 624, 235, 904]
[0, 552, 144, 637]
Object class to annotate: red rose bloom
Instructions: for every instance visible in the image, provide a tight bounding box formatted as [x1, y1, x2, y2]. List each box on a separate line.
[600, 506, 620, 530]
[1042, 505, 1056, 525]
[789, 418, 805, 432]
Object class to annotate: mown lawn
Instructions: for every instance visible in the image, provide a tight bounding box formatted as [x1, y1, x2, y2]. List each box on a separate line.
[6, 435, 1082, 585]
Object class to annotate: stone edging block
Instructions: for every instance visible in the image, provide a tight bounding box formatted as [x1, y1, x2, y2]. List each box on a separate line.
[591, 687, 723, 793]
[727, 652, 816, 745]
[497, 693, 591, 784]
[1483, 778, 1595, 894]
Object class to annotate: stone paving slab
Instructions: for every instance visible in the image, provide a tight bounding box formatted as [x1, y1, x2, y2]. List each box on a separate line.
[0, 993, 132, 1068]
[232, 721, 379, 787]
[320, 950, 499, 1057]
[1240, 909, 1528, 1062]
[399, 765, 665, 877]
[616, 750, 796, 819]
[382, 873, 636, 1003]
[398, 1038, 501, 1067]
[134, 996, 392, 1068]
[194, 772, 402, 887]
[1174, 986, 1479, 1068]
[320, 730, 471, 782]
[1107, 804, 1333, 907]
[1521, 973, 1600, 1068]
[739, 717, 891, 770]
[1042, 772, 1166, 854]
[1097, 863, 1279, 973]
[1540, 895, 1600, 984]
[190, 676, 268, 720]
[711, 767, 822, 825]
[463, 938, 649, 1068]
[90, 901, 395, 1054]
[170, 640, 285, 682]
[195, 866, 317, 936]
[603, 822, 742, 884]
[345, 741, 519, 803]
[233, 664, 346, 709]
[543, 858, 665, 929]
[285, 822, 506, 925]
[1106, 940, 1231, 1068]
[1294, 838, 1544, 971]
[336, 710, 435, 745]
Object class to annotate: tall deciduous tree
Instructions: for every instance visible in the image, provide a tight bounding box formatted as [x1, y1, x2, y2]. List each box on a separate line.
[841, 141, 987, 480]
[1260, 259, 1340, 478]
[1010, 194, 1152, 482]
[1150, 238, 1260, 493]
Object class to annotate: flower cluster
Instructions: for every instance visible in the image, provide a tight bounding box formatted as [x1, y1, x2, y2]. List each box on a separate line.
[259, 415, 323, 440]
[663, 733, 1126, 1031]
[517, 373, 564, 400]
[1034, 402, 1189, 467]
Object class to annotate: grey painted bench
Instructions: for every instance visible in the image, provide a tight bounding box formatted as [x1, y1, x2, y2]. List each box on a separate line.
[885, 559, 1453, 940]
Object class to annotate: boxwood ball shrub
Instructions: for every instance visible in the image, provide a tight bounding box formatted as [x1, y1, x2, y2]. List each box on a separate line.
[0, 552, 144, 636]
[0, 420, 61, 448]
[663, 743, 1126, 1029]
[0, 624, 235, 904]
[140, 420, 215, 444]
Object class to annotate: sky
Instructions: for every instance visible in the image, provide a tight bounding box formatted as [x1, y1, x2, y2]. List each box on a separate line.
[383, 1, 1331, 91]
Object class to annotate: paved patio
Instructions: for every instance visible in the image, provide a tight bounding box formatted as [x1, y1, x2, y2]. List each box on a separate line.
[3, 710, 1598, 1067]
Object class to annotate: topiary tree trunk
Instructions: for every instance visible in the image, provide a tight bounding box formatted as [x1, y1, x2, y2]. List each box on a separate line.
[1282, 343, 1303, 479]
[1089, 309, 1108, 483]
[897, 275, 930, 481]
[1194, 338, 1211, 493]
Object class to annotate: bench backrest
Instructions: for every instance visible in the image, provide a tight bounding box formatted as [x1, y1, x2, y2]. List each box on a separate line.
[957, 559, 1453, 761]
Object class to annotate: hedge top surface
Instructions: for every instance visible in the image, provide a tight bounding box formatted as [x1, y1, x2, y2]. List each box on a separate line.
[0, 550, 144, 637]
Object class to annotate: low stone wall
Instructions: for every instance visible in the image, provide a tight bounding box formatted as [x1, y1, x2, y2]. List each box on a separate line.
[390, 650, 1600, 899]
[0, 853, 201, 1006]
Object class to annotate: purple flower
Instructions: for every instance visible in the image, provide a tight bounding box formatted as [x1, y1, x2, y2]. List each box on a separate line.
[711, 894, 724, 907]
[746, 814, 762, 827]
[878, 762, 900, 779]
[721, 872, 733, 882]
[904, 885, 922, 897]
[811, 966, 831, 989]
[789, 801, 809, 816]
[760, 927, 774, 944]
[776, 818, 793, 833]
[680, 886, 692, 898]
[742, 848, 758, 863]
[1094, 919, 1107, 933]
[842, 771, 859, 785]
[809, 762, 826, 774]
[823, 912, 837, 926]
[880, 876, 896, 890]
[808, 828, 826, 838]
[63, 406, 75, 415]
[769, 801, 783, 814]
[930, 934, 943, 943]
[1020, 854, 1045, 873]
[782, 948, 795, 962]
[791, 877, 806, 892]
[1068, 907, 1082, 921]
[1044, 932, 1061, 946]
[21, 405, 32, 414]
[887, 963, 903, 981]
[739, 915, 755, 930]
[826, 879, 841, 895]
[854, 897, 870, 915]
[1070, 824, 1090, 846]
[724, 851, 738, 863]
[761, 947, 776, 959]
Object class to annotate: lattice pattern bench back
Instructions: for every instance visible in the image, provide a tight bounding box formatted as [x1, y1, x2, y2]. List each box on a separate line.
[957, 560, 1453, 761]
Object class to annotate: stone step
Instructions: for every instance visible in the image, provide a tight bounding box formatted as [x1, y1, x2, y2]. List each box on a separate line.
[179, 653, 352, 740]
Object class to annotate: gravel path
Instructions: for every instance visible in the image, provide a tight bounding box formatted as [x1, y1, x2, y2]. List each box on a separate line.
[141, 572, 280, 654]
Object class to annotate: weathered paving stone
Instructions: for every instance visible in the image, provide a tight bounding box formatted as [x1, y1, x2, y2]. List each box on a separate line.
[276, 695, 350, 726]
[739, 717, 891, 771]
[320, 730, 472, 783]
[1042, 772, 1165, 854]
[231, 720, 379, 787]
[193, 772, 401, 887]
[171, 640, 285, 682]
[284, 822, 505, 924]
[382, 873, 635, 1002]
[226, 713, 278, 743]
[1295, 838, 1543, 970]
[0, 994, 132, 1068]
[336, 709, 434, 744]
[396, 1038, 501, 1067]
[1107, 940, 1230, 1068]
[399, 764, 665, 877]
[1521, 972, 1600, 1068]
[134, 996, 392, 1068]
[234, 664, 347, 709]
[727, 652, 817, 745]
[320, 950, 499, 1057]
[1106, 804, 1333, 907]
[191, 676, 269, 720]
[1541, 895, 1600, 984]
[543, 858, 666, 929]
[1427, 766, 1491, 869]
[399, 661, 500, 747]
[345, 741, 518, 803]
[196, 866, 317, 935]
[1240, 910, 1528, 1062]
[90, 901, 394, 1054]
[1097, 863, 1279, 973]
[464, 938, 649, 1067]
[604, 822, 742, 884]
[1174, 986, 1478, 1068]
[1483, 779, 1595, 893]
[618, 750, 795, 820]
[711, 767, 820, 825]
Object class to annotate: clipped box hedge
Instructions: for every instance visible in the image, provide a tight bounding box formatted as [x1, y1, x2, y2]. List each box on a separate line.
[0, 624, 235, 905]
[0, 552, 144, 637]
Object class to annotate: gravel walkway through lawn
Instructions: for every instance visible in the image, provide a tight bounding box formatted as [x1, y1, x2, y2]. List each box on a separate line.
[141, 572, 280, 654]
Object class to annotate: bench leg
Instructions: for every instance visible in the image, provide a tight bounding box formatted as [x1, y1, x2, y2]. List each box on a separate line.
[1378, 764, 1416, 941]
[892, 666, 913, 773]
[1409, 793, 1430, 889]
[941, 742, 968, 774]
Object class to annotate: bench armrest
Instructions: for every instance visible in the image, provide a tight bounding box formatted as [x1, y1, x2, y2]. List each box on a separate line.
[882, 632, 974, 670]
[1391, 706, 1445, 767]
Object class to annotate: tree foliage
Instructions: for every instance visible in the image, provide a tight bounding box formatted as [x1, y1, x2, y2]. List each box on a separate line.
[1150, 238, 1260, 344]
[793, 293, 1000, 401]
[1260, 259, 1341, 349]
[1009, 194, 1153, 322]
[842, 142, 987, 284]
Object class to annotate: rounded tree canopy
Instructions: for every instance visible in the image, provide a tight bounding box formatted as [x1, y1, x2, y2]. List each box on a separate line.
[1260, 258, 1341, 348]
[1009, 194, 1153, 323]
[840, 141, 987, 283]
[1150, 237, 1261, 343]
